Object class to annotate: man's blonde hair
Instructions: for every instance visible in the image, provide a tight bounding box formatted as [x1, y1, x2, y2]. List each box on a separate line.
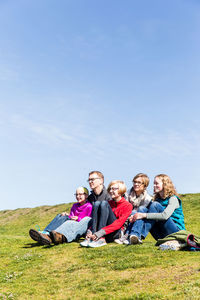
[89, 171, 104, 182]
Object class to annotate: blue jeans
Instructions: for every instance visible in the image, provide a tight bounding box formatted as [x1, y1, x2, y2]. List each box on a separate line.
[56, 217, 92, 242]
[130, 202, 179, 240]
[126, 206, 148, 236]
[44, 214, 70, 232]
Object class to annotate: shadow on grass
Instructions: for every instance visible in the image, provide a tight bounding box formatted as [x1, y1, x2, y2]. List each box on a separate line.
[22, 242, 56, 249]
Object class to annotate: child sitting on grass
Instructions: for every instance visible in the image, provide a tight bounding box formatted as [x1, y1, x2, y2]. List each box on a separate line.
[29, 187, 92, 245]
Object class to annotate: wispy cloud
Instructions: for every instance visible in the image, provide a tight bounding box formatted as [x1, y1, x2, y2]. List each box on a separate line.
[2, 112, 200, 163]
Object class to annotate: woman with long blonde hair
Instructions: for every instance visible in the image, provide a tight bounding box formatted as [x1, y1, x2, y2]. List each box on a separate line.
[128, 174, 185, 244]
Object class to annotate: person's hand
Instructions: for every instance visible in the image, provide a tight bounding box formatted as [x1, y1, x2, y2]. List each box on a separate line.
[131, 212, 146, 222]
[71, 216, 78, 221]
[61, 212, 69, 216]
[129, 215, 134, 223]
[90, 234, 98, 241]
[86, 230, 93, 239]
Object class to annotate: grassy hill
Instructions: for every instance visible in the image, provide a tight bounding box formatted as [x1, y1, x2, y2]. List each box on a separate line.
[0, 194, 200, 299]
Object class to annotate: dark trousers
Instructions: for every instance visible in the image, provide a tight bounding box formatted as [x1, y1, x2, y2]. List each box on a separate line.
[91, 200, 120, 242]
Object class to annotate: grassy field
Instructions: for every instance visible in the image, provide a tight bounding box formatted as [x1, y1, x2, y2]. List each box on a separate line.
[0, 194, 200, 300]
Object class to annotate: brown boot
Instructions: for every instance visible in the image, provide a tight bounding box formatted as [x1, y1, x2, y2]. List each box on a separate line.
[50, 230, 67, 244]
[29, 229, 52, 245]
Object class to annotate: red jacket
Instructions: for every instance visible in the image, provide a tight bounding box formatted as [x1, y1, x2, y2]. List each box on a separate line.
[102, 197, 132, 235]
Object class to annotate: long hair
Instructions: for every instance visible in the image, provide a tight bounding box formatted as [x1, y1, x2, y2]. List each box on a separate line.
[154, 174, 178, 200]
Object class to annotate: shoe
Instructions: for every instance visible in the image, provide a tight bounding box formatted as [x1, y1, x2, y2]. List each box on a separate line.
[130, 234, 142, 245]
[159, 240, 187, 251]
[123, 239, 130, 245]
[80, 229, 92, 247]
[88, 238, 107, 248]
[50, 230, 66, 244]
[114, 233, 129, 245]
[80, 238, 91, 247]
[29, 229, 52, 245]
[114, 238, 123, 245]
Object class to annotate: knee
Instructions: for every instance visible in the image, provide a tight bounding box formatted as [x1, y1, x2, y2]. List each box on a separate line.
[137, 206, 148, 213]
[100, 200, 108, 208]
[80, 216, 91, 222]
[93, 201, 101, 208]
[149, 201, 163, 212]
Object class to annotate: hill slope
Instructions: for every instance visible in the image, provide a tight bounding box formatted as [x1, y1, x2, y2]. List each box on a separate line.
[0, 194, 200, 299]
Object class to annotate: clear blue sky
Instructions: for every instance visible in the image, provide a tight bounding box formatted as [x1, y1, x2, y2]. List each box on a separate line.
[1, 0, 200, 210]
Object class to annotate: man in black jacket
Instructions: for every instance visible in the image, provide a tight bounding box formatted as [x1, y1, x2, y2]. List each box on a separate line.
[86, 171, 111, 237]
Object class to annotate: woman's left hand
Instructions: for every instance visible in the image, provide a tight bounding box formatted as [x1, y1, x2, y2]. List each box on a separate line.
[132, 212, 146, 222]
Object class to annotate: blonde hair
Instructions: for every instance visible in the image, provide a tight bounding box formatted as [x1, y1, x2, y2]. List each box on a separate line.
[133, 173, 149, 189]
[76, 186, 89, 195]
[107, 180, 127, 195]
[82, 187, 89, 195]
[154, 174, 178, 200]
[89, 171, 104, 182]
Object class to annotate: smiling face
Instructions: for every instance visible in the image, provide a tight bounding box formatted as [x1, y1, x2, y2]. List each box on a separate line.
[88, 172, 103, 190]
[75, 187, 88, 205]
[153, 177, 163, 196]
[133, 176, 145, 196]
[108, 183, 121, 201]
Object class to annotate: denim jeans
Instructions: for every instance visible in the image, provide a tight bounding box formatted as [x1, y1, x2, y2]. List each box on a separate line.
[44, 214, 70, 232]
[126, 206, 148, 236]
[130, 202, 179, 240]
[91, 200, 113, 233]
[56, 217, 92, 242]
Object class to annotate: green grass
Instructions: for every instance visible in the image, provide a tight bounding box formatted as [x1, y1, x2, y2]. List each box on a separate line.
[0, 194, 200, 299]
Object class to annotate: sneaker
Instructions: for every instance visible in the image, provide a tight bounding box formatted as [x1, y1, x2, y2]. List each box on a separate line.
[114, 233, 129, 245]
[80, 238, 91, 247]
[29, 229, 52, 245]
[130, 234, 142, 245]
[123, 239, 130, 245]
[114, 238, 123, 245]
[88, 238, 107, 248]
[80, 229, 92, 247]
[159, 240, 187, 251]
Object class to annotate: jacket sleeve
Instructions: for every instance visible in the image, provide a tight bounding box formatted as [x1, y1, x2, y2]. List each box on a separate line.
[102, 203, 132, 235]
[146, 196, 179, 221]
[68, 204, 76, 218]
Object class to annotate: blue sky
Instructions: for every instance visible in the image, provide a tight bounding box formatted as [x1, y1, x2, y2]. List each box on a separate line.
[1, 0, 200, 210]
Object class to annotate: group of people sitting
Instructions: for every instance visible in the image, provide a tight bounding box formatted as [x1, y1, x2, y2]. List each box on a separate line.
[29, 171, 186, 248]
